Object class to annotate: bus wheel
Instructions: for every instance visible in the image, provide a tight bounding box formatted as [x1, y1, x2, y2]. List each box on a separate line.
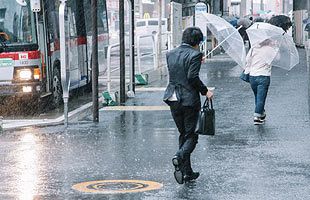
[52, 68, 63, 108]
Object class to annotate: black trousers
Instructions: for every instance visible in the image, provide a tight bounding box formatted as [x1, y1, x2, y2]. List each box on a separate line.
[169, 101, 199, 175]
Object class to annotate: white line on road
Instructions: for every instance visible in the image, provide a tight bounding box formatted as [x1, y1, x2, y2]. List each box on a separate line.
[135, 87, 166, 92]
[100, 105, 169, 111]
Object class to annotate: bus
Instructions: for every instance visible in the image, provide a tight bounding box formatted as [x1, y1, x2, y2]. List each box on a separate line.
[0, 0, 109, 108]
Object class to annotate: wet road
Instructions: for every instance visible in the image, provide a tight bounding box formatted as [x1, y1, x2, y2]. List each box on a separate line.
[0, 49, 309, 199]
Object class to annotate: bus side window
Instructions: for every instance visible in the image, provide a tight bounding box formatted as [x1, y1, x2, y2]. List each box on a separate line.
[75, 0, 86, 37]
[66, 0, 77, 38]
[98, 0, 108, 34]
[83, 0, 92, 36]
[45, 0, 58, 43]
[21, 7, 32, 42]
[67, 7, 77, 38]
[12, 13, 19, 42]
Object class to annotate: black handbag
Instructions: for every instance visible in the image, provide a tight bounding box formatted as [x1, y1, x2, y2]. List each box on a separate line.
[196, 98, 215, 136]
[240, 70, 250, 82]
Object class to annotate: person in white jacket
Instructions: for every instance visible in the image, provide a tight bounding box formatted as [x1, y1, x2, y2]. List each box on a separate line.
[244, 39, 279, 125]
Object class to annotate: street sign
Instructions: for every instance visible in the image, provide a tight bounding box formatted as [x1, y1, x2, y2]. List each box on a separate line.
[30, 0, 41, 12]
[195, 2, 208, 36]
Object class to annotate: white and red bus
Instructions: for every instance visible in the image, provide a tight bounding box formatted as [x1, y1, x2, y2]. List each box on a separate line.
[0, 0, 108, 108]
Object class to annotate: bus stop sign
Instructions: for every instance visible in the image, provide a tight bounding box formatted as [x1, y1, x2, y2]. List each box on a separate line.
[30, 0, 41, 12]
[195, 2, 208, 36]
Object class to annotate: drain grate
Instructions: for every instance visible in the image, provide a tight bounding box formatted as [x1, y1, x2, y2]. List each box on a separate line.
[72, 180, 163, 194]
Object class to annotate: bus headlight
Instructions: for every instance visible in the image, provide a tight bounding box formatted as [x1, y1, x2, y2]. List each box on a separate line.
[18, 69, 32, 80]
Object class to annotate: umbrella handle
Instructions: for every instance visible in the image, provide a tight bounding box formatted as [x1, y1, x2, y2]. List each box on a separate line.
[206, 25, 243, 57]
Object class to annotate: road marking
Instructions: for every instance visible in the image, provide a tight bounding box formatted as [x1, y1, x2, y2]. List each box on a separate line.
[72, 180, 163, 194]
[135, 87, 166, 92]
[154, 128, 176, 134]
[100, 105, 169, 111]
[154, 127, 176, 130]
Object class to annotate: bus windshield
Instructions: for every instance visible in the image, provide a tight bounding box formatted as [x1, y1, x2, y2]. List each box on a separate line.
[0, 0, 37, 47]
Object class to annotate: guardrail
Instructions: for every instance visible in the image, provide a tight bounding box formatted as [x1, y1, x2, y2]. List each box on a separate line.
[137, 32, 172, 72]
[306, 39, 310, 73]
[136, 34, 156, 73]
[106, 32, 172, 93]
[106, 43, 120, 93]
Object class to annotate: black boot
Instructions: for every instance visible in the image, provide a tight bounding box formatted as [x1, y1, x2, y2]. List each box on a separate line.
[172, 156, 184, 184]
[184, 172, 200, 182]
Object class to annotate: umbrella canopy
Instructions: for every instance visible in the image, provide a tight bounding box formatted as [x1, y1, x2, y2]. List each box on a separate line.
[237, 18, 252, 28]
[253, 17, 265, 22]
[268, 15, 292, 32]
[246, 22, 299, 70]
[202, 13, 246, 67]
[257, 10, 268, 15]
[222, 15, 238, 27]
[303, 17, 310, 32]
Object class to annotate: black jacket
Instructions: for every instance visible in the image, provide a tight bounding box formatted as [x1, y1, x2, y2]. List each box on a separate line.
[163, 44, 208, 108]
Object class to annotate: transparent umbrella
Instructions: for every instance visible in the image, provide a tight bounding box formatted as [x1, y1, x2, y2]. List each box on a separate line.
[246, 22, 299, 70]
[202, 13, 246, 67]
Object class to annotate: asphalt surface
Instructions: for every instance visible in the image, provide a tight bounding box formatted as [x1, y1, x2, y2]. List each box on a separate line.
[0, 48, 309, 200]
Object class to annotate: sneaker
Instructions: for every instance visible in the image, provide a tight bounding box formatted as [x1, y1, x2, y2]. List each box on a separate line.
[172, 156, 184, 184]
[184, 172, 200, 182]
[254, 117, 264, 125]
[261, 113, 266, 120]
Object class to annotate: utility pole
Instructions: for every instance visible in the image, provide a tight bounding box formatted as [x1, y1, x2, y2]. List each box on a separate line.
[59, 0, 70, 126]
[127, 0, 135, 97]
[119, 0, 126, 104]
[139, 0, 143, 18]
[131, 0, 135, 93]
[91, 0, 99, 122]
[157, 0, 162, 72]
[260, 0, 264, 11]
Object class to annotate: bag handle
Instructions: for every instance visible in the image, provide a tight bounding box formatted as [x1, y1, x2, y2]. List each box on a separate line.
[203, 98, 213, 109]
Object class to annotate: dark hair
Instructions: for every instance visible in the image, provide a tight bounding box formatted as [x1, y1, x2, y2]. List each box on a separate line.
[268, 15, 292, 32]
[182, 27, 203, 46]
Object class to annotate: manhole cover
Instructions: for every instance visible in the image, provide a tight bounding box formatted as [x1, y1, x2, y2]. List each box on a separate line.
[72, 180, 163, 194]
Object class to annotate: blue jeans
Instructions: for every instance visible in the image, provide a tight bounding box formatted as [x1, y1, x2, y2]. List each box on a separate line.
[249, 76, 270, 117]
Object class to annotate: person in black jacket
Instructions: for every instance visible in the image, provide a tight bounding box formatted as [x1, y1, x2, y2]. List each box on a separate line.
[163, 27, 213, 184]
